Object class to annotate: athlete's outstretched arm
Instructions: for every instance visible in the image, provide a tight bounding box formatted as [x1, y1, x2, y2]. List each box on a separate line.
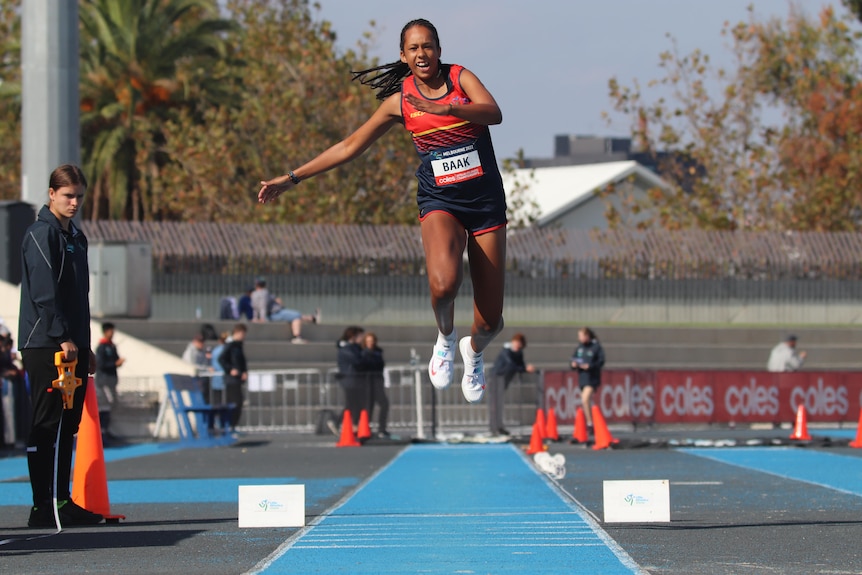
[259, 94, 402, 203]
[403, 68, 502, 126]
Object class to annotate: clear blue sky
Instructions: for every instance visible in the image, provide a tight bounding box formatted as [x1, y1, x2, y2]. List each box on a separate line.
[314, 0, 844, 161]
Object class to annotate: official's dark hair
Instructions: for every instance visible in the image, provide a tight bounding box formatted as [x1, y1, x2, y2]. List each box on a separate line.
[340, 325, 364, 341]
[580, 327, 598, 341]
[512, 333, 527, 348]
[102, 322, 115, 333]
[49, 164, 87, 191]
[351, 19, 441, 101]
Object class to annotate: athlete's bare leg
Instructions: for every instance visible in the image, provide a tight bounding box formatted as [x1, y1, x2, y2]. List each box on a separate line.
[465, 227, 506, 353]
[420, 213, 468, 337]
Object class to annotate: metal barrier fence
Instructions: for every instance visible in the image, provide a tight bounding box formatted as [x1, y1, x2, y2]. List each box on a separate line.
[141, 367, 544, 439]
[237, 366, 543, 436]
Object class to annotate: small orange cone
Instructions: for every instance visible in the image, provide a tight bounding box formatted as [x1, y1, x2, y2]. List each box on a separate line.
[545, 408, 559, 441]
[789, 404, 811, 440]
[591, 405, 619, 451]
[357, 409, 372, 440]
[535, 408, 548, 439]
[849, 408, 862, 448]
[336, 410, 361, 447]
[572, 407, 588, 443]
[72, 377, 125, 522]
[525, 419, 547, 455]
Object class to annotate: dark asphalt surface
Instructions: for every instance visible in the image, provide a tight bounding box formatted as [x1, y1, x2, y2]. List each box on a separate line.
[1, 427, 861, 575]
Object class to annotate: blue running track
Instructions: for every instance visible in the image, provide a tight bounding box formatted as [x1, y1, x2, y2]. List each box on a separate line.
[683, 447, 862, 497]
[249, 444, 646, 575]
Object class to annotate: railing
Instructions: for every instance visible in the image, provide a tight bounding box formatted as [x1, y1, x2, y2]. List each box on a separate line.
[144, 366, 544, 439]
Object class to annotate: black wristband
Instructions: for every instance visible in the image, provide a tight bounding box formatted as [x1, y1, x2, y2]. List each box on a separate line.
[288, 170, 301, 185]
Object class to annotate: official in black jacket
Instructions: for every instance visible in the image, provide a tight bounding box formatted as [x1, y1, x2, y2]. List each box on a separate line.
[336, 326, 368, 427]
[571, 327, 606, 432]
[217, 323, 248, 430]
[361, 332, 389, 437]
[18, 164, 103, 528]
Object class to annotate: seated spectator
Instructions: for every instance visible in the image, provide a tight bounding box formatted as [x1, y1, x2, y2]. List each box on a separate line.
[219, 296, 239, 320]
[250, 278, 319, 344]
[237, 286, 254, 321]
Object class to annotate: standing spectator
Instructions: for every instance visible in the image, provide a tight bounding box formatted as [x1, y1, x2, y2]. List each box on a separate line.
[571, 327, 605, 436]
[182, 333, 210, 373]
[182, 332, 214, 406]
[336, 326, 368, 429]
[218, 323, 248, 431]
[767, 334, 807, 372]
[362, 332, 389, 438]
[94, 322, 124, 439]
[1, 334, 22, 449]
[0, 321, 28, 447]
[18, 164, 103, 527]
[487, 333, 535, 436]
[209, 332, 228, 407]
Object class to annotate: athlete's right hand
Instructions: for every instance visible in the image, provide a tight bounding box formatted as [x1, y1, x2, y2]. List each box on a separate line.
[258, 176, 295, 204]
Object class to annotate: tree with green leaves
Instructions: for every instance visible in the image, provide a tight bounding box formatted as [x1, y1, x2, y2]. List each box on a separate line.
[0, 0, 20, 201]
[155, 0, 418, 224]
[608, 4, 862, 231]
[79, 0, 236, 220]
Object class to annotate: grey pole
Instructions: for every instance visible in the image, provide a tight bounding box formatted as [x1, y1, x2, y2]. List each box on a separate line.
[21, 0, 80, 208]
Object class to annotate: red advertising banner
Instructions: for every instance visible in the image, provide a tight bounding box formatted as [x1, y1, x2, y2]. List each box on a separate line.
[543, 369, 862, 425]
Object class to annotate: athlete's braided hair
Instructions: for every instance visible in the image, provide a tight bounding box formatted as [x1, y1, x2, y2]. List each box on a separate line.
[351, 18, 441, 101]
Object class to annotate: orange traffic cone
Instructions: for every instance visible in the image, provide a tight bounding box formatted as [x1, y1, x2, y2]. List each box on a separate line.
[849, 408, 862, 448]
[535, 408, 548, 439]
[591, 405, 619, 451]
[72, 377, 125, 522]
[525, 419, 547, 455]
[357, 409, 372, 440]
[336, 410, 361, 447]
[789, 404, 811, 440]
[572, 407, 588, 444]
[545, 408, 559, 441]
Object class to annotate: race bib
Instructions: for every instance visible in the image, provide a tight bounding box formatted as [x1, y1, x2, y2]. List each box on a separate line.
[431, 149, 484, 186]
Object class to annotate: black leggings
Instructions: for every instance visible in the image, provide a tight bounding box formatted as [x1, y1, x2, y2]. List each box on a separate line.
[22, 347, 88, 505]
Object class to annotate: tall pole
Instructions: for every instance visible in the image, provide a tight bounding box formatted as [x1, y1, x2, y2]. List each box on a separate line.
[21, 1, 80, 208]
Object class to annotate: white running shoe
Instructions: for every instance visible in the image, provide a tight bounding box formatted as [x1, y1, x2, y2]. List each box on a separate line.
[459, 336, 485, 403]
[428, 343, 455, 390]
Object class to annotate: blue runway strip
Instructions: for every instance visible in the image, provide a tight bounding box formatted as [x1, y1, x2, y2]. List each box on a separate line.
[0, 442, 205, 482]
[682, 448, 862, 497]
[251, 444, 644, 575]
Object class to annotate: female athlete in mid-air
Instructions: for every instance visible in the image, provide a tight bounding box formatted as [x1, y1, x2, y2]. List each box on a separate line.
[259, 18, 507, 403]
